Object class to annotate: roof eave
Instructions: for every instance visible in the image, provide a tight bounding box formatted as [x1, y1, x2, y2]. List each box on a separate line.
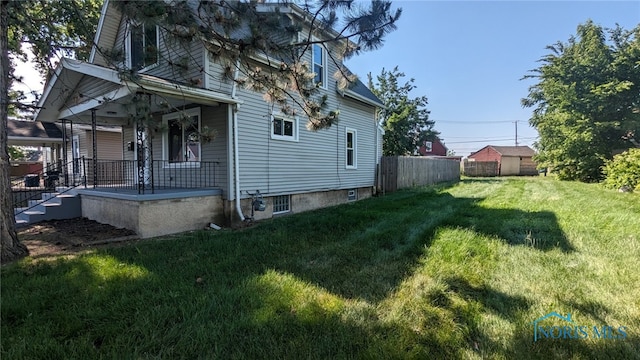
[341, 88, 385, 108]
[88, 0, 111, 63]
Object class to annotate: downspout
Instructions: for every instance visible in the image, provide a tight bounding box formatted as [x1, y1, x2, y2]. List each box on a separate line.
[375, 112, 379, 193]
[231, 60, 245, 221]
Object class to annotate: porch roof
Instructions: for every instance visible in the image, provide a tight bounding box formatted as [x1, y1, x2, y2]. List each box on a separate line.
[35, 58, 241, 126]
[8, 119, 63, 146]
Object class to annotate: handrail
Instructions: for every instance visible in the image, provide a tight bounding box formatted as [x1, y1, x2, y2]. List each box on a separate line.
[11, 159, 219, 214]
[11, 158, 86, 215]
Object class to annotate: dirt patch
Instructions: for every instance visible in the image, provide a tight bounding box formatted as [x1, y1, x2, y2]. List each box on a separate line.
[18, 218, 138, 259]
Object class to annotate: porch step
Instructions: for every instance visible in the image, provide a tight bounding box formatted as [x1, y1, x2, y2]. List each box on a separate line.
[14, 192, 81, 226]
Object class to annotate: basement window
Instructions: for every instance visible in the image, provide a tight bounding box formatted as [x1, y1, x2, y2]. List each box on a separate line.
[273, 195, 290, 214]
[348, 189, 357, 201]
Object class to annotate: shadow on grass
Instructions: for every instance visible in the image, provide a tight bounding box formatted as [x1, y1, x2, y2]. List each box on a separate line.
[2, 185, 587, 358]
[441, 195, 575, 253]
[260, 190, 573, 303]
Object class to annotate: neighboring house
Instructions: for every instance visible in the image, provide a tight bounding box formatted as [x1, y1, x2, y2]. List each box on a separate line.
[468, 145, 538, 176]
[418, 138, 448, 157]
[59, 123, 123, 182]
[7, 119, 63, 177]
[33, 0, 385, 238]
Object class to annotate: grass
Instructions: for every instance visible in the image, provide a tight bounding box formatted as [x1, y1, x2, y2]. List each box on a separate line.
[2, 177, 639, 359]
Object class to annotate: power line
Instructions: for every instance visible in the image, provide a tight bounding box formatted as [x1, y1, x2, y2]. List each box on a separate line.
[443, 137, 537, 145]
[431, 119, 527, 124]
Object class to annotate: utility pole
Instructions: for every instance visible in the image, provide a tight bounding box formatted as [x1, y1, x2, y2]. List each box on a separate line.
[514, 121, 518, 146]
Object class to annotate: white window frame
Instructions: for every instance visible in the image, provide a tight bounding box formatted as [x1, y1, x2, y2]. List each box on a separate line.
[346, 128, 357, 169]
[125, 22, 159, 71]
[424, 141, 433, 153]
[273, 195, 291, 214]
[162, 108, 202, 168]
[312, 43, 327, 89]
[271, 114, 299, 142]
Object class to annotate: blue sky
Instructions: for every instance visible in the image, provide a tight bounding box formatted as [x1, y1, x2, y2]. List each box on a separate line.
[345, 1, 640, 156]
[13, 1, 639, 156]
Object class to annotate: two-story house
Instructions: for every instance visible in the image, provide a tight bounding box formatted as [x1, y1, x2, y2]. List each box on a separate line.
[33, 0, 385, 238]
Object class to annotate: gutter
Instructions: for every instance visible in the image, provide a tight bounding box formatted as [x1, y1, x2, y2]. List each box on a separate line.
[342, 88, 385, 108]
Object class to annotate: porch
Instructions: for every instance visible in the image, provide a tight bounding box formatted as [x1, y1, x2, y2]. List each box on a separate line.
[13, 158, 224, 238]
[79, 187, 224, 239]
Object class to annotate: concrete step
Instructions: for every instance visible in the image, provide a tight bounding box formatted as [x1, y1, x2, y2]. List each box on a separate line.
[14, 192, 82, 225]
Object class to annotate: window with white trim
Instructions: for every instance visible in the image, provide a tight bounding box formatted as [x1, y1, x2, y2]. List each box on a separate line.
[424, 141, 433, 152]
[271, 114, 298, 141]
[129, 23, 159, 70]
[346, 128, 357, 168]
[162, 108, 201, 164]
[312, 43, 327, 88]
[273, 195, 290, 214]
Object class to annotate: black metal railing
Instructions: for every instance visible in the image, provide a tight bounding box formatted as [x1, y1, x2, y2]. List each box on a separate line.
[11, 158, 218, 213]
[11, 159, 86, 213]
[83, 159, 218, 192]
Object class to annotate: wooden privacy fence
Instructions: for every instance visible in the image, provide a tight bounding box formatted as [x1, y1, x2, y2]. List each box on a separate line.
[379, 156, 460, 192]
[462, 160, 499, 177]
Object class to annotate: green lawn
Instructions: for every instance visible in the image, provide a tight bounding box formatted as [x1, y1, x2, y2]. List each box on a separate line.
[2, 177, 639, 359]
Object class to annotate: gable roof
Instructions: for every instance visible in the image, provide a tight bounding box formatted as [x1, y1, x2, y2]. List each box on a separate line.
[341, 78, 385, 108]
[490, 145, 536, 157]
[89, 0, 384, 109]
[7, 119, 63, 141]
[470, 145, 535, 158]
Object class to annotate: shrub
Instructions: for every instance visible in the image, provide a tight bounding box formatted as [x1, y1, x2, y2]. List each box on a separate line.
[602, 148, 640, 191]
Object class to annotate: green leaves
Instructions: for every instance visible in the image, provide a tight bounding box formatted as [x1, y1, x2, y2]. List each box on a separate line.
[369, 66, 437, 156]
[7, 0, 101, 74]
[115, 0, 401, 130]
[602, 149, 640, 191]
[523, 21, 640, 182]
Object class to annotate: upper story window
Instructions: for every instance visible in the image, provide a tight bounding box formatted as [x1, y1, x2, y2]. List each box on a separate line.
[162, 108, 201, 164]
[129, 23, 159, 70]
[271, 114, 298, 142]
[424, 141, 433, 152]
[312, 43, 327, 88]
[346, 128, 357, 169]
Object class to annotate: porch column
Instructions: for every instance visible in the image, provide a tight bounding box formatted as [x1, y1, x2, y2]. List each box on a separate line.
[91, 109, 97, 188]
[61, 119, 68, 186]
[41, 143, 48, 171]
[134, 94, 153, 194]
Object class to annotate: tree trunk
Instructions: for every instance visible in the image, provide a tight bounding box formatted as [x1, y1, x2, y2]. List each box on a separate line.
[1, 0, 28, 263]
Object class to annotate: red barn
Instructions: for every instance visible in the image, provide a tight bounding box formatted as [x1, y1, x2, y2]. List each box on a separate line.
[468, 145, 537, 176]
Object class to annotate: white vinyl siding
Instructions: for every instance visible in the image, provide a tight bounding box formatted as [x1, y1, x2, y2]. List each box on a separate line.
[234, 80, 377, 197]
[148, 105, 227, 190]
[63, 79, 120, 110]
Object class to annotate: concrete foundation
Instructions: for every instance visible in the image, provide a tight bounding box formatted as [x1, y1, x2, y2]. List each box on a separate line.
[225, 186, 374, 224]
[79, 189, 224, 238]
